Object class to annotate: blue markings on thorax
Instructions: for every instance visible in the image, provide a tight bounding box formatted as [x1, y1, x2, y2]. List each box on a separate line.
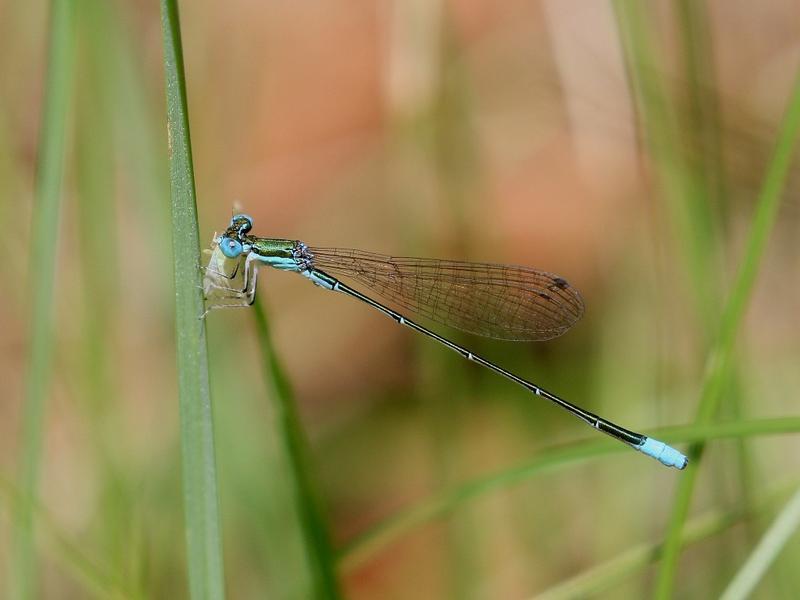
[253, 255, 301, 271]
[251, 252, 334, 289]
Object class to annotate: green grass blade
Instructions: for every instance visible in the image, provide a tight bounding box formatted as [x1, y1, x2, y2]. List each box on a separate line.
[10, 0, 74, 597]
[75, 0, 118, 410]
[159, 1, 225, 598]
[655, 72, 800, 598]
[720, 485, 800, 600]
[534, 482, 797, 600]
[0, 474, 132, 599]
[339, 416, 800, 571]
[252, 298, 341, 599]
[612, 0, 720, 324]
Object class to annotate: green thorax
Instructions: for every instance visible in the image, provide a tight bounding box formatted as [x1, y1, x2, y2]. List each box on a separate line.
[248, 236, 296, 258]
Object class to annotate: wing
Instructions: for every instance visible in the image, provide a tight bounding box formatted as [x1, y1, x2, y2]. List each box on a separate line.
[308, 247, 584, 341]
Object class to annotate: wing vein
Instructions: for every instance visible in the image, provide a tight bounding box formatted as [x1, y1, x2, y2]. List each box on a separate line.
[309, 247, 584, 341]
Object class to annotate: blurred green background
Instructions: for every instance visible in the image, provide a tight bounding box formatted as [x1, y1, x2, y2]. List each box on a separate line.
[2, 0, 800, 598]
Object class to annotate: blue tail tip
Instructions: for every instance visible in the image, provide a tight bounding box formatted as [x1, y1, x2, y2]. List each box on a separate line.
[637, 437, 688, 470]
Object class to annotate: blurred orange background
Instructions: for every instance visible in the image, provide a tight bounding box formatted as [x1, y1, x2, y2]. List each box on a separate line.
[2, 1, 800, 598]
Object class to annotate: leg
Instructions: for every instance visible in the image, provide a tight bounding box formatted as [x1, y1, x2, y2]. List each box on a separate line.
[203, 254, 257, 295]
[200, 278, 251, 318]
[239, 253, 258, 297]
[243, 262, 259, 304]
[200, 255, 260, 318]
[201, 254, 240, 281]
[202, 253, 247, 297]
[240, 254, 259, 303]
[200, 297, 253, 319]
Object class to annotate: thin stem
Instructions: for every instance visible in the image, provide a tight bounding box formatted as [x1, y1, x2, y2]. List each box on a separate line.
[655, 72, 800, 598]
[252, 298, 341, 599]
[338, 416, 800, 571]
[721, 485, 800, 600]
[160, 0, 226, 597]
[12, 0, 74, 597]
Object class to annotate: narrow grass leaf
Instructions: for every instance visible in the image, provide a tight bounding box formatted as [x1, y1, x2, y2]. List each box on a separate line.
[533, 482, 797, 600]
[75, 0, 119, 409]
[654, 72, 800, 598]
[252, 298, 341, 599]
[0, 474, 133, 599]
[612, 0, 721, 324]
[159, 1, 225, 598]
[339, 416, 800, 571]
[720, 485, 800, 600]
[613, 4, 762, 587]
[11, 0, 74, 597]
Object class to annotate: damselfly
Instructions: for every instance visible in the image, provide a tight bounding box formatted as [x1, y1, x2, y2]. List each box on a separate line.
[203, 214, 687, 470]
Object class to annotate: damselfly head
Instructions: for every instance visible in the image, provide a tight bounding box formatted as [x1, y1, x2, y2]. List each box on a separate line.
[229, 214, 253, 235]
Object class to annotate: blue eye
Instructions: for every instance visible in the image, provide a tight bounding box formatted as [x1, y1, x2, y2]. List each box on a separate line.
[230, 213, 253, 234]
[220, 237, 243, 258]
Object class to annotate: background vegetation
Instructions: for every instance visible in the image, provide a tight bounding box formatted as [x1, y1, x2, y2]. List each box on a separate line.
[1, 1, 799, 598]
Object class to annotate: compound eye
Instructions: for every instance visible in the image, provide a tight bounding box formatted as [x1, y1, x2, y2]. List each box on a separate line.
[230, 213, 253, 234]
[220, 237, 243, 258]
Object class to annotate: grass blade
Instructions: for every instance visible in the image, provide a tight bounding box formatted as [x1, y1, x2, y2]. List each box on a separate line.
[612, 0, 721, 324]
[655, 72, 800, 598]
[252, 298, 341, 599]
[611, 4, 763, 589]
[720, 485, 800, 600]
[10, 0, 74, 597]
[159, 1, 225, 598]
[339, 416, 800, 571]
[534, 482, 797, 600]
[1, 474, 132, 599]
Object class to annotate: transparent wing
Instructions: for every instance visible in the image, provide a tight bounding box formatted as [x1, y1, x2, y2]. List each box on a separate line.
[309, 247, 584, 341]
